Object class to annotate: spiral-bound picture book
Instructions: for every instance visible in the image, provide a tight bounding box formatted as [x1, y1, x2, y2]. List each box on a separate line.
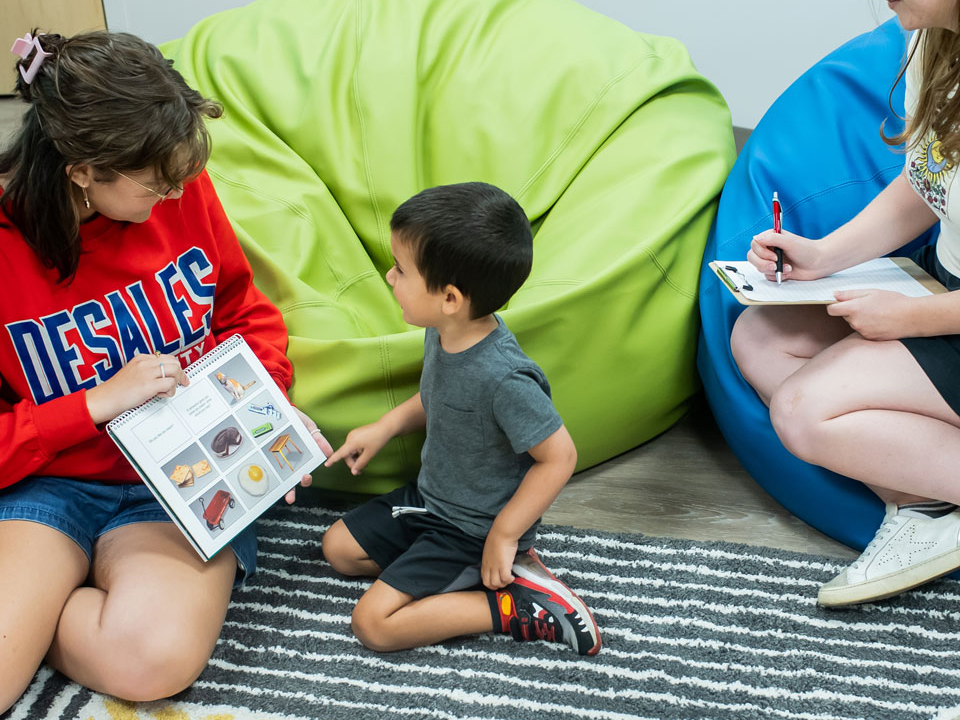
[106, 334, 326, 560]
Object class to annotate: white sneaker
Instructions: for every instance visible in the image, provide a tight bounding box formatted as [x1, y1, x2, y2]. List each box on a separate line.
[818, 503, 960, 607]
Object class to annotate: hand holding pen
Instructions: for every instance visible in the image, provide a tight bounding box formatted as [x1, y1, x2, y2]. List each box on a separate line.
[772, 191, 784, 285]
[747, 222, 826, 283]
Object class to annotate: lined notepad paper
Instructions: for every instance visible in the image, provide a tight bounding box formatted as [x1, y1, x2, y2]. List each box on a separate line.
[718, 258, 933, 303]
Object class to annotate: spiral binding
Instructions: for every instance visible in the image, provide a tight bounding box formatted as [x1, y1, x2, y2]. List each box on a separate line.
[106, 334, 245, 430]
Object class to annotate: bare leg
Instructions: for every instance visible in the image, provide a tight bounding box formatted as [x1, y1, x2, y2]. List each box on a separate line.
[732, 306, 960, 604]
[731, 306, 951, 504]
[324, 519, 598, 652]
[45, 523, 236, 701]
[323, 519, 493, 650]
[768, 334, 960, 504]
[0, 522, 88, 714]
[731, 304, 852, 404]
[322, 518, 382, 576]
[351, 580, 493, 652]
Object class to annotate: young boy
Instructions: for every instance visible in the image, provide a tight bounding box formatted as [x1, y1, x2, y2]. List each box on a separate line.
[322, 182, 601, 656]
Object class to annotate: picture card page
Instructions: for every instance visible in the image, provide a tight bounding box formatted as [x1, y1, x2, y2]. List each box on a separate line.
[107, 334, 325, 560]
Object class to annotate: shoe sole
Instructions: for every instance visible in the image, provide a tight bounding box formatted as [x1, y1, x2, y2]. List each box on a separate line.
[818, 546, 960, 607]
[514, 548, 602, 655]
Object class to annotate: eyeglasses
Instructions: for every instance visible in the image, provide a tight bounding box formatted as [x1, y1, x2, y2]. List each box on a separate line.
[115, 171, 182, 202]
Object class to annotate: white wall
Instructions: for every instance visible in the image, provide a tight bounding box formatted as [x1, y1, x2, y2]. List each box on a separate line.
[103, 0, 895, 130]
[100, 0, 255, 47]
[575, 1, 896, 129]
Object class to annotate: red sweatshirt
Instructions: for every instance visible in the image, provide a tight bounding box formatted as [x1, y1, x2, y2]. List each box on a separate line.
[0, 171, 292, 488]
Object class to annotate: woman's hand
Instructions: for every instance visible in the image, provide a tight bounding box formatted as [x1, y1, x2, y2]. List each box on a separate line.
[748, 229, 830, 282]
[284, 407, 333, 504]
[85, 352, 189, 425]
[481, 532, 518, 591]
[324, 421, 393, 476]
[827, 289, 918, 341]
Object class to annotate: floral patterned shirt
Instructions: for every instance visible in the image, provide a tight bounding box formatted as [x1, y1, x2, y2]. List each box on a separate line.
[904, 31, 960, 276]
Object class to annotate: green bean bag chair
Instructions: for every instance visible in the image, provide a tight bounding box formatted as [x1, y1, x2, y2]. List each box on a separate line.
[162, 0, 735, 493]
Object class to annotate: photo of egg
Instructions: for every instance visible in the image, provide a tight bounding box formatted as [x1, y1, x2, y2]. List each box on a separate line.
[238, 463, 268, 496]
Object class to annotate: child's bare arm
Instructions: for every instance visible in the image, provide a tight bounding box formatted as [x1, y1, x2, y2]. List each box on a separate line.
[481, 425, 577, 589]
[325, 393, 426, 475]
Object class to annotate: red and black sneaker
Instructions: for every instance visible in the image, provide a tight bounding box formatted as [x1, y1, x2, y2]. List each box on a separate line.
[494, 548, 602, 656]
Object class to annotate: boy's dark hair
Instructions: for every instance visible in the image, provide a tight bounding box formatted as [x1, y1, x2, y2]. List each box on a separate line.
[390, 182, 533, 319]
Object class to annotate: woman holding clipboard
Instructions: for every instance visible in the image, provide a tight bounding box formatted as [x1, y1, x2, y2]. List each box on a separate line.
[732, 0, 960, 608]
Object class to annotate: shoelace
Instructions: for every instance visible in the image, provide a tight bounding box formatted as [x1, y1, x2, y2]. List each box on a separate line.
[508, 615, 559, 643]
[531, 618, 558, 642]
[850, 515, 905, 570]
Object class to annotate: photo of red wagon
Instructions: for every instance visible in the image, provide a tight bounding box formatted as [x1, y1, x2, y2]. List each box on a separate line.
[199, 489, 236, 531]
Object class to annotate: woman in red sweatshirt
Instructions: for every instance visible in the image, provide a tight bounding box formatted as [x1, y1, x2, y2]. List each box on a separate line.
[0, 31, 329, 710]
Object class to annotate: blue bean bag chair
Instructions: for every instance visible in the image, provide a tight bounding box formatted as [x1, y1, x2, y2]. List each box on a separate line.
[698, 18, 939, 550]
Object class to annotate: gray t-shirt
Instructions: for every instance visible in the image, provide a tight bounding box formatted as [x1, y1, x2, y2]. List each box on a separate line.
[417, 315, 563, 549]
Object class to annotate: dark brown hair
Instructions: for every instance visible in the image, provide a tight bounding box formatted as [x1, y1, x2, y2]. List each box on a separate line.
[885, 26, 960, 161]
[0, 31, 222, 281]
[391, 182, 533, 319]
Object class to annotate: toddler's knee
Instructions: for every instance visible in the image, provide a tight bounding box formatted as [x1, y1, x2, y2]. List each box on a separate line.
[351, 605, 397, 653]
[322, 522, 351, 572]
[322, 521, 367, 576]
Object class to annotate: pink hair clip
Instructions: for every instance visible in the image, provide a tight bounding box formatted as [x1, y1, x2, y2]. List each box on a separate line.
[10, 33, 52, 84]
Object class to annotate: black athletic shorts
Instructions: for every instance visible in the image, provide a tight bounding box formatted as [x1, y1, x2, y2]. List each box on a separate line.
[341, 483, 487, 598]
[901, 244, 960, 415]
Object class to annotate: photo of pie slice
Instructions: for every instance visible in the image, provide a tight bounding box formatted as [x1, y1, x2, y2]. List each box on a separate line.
[211, 426, 243, 458]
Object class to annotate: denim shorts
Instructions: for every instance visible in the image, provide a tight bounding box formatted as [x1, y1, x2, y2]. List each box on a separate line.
[0, 476, 257, 586]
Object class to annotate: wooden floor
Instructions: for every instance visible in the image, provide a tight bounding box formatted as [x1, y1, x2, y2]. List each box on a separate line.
[0, 95, 857, 562]
[546, 395, 855, 560]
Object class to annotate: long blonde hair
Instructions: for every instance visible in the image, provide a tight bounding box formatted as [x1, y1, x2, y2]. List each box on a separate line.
[885, 28, 960, 160]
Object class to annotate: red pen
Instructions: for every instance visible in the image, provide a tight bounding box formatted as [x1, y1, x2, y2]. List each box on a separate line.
[772, 191, 783, 285]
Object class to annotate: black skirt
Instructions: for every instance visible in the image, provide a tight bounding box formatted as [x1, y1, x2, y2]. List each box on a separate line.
[900, 243, 960, 415]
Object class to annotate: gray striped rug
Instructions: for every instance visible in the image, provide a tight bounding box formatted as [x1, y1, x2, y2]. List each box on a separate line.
[7, 501, 960, 720]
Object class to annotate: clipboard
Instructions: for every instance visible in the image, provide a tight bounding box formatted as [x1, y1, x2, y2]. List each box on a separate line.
[709, 257, 947, 306]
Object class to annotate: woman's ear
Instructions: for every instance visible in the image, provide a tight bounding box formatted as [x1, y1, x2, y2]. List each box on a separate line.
[441, 284, 466, 316]
[65, 163, 93, 188]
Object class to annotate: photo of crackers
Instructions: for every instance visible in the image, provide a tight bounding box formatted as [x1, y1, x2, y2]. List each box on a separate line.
[169, 464, 194, 488]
